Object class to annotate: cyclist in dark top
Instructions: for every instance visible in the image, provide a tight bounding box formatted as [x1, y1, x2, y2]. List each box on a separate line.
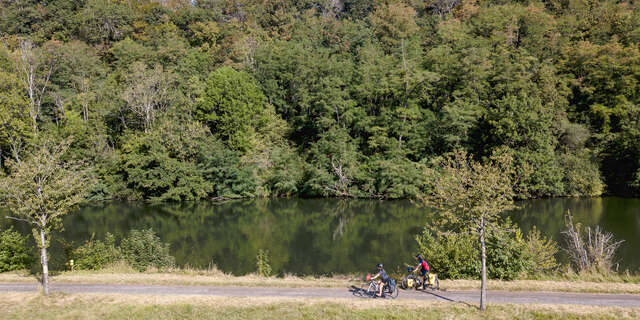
[413, 254, 430, 289]
[371, 263, 389, 297]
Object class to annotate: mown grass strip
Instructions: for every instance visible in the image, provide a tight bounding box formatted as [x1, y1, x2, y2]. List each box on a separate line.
[1, 293, 639, 320]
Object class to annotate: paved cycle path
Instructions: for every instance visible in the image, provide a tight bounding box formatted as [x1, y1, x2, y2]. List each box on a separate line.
[1, 283, 639, 307]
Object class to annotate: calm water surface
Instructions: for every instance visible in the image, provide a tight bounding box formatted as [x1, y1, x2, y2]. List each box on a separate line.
[2, 198, 638, 275]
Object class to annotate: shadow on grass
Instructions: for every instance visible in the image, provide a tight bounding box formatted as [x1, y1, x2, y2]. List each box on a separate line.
[348, 284, 478, 308]
[418, 289, 479, 310]
[24, 269, 63, 286]
[349, 285, 369, 298]
[348, 285, 391, 299]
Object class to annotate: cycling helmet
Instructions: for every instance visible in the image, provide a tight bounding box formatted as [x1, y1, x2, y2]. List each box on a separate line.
[377, 263, 383, 268]
[416, 254, 423, 259]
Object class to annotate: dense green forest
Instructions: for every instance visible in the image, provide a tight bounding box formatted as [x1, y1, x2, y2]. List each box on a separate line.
[1, 0, 639, 201]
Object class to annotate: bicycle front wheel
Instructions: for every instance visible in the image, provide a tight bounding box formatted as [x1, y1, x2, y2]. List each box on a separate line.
[359, 283, 369, 297]
[354, 284, 364, 297]
[364, 282, 377, 297]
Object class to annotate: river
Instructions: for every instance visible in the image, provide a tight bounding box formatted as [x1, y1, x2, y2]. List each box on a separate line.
[1, 197, 638, 275]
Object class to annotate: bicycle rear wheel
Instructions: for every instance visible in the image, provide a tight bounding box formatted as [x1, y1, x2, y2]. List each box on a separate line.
[401, 276, 408, 289]
[387, 286, 399, 299]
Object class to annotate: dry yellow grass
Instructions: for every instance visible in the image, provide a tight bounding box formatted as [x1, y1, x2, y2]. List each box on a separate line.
[0, 267, 359, 288]
[1, 292, 639, 320]
[441, 279, 640, 294]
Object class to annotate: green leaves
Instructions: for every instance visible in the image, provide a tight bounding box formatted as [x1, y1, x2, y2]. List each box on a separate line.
[0, 137, 91, 233]
[415, 229, 480, 279]
[71, 229, 175, 272]
[0, 227, 33, 272]
[421, 149, 516, 231]
[0, 136, 91, 295]
[117, 119, 214, 201]
[120, 229, 175, 272]
[197, 67, 267, 152]
[0, 0, 637, 200]
[72, 233, 120, 270]
[0, 70, 32, 163]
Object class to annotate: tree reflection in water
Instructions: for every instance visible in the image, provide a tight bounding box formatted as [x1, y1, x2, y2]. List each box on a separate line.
[1, 197, 638, 274]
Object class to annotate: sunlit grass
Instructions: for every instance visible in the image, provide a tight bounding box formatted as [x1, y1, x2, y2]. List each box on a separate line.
[1, 292, 639, 320]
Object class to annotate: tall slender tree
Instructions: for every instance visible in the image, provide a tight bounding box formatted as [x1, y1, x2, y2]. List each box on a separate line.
[0, 137, 91, 295]
[420, 149, 516, 310]
[13, 40, 57, 134]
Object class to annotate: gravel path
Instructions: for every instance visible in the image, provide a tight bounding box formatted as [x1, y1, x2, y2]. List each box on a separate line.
[1, 283, 639, 307]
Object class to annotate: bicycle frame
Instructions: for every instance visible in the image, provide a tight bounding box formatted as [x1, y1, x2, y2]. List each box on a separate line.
[361, 279, 397, 298]
[365, 280, 380, 293]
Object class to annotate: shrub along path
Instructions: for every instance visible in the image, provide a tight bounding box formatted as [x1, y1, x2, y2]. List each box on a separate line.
[1, 283, 639, 307]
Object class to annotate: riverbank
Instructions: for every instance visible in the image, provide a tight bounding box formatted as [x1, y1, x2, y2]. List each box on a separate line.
[1, 292, 639, 320]
[2, 267, 639, 294]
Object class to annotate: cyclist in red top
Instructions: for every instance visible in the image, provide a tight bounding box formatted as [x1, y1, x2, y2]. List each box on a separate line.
[413, 254, 430, 290]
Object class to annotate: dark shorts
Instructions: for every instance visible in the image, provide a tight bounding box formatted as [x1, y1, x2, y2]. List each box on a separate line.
[420, 269, 427, 277]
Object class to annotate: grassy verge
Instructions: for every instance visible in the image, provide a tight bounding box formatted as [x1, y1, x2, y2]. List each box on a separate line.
[2, 292, 639, 320]
[0, 264, 359, 288]
[1, 264, 639, 294]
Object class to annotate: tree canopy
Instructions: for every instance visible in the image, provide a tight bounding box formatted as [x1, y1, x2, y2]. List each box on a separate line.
[2, 0, 640, 200]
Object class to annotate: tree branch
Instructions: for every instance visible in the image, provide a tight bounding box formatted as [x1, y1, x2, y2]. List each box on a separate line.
[5, 215, 33, 224]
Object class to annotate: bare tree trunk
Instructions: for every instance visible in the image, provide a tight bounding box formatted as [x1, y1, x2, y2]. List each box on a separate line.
[53, 94, 65, 127]
[39, 228, 49, 296]
[16, 40, 54, 135]
[480, 216, 487, 311]
[82, 78, 89, 122]
[399, 39, 408, 144]
[83, 102, 89, 122]
[9, 134, 23, 164]
[145, 107, 151, 133]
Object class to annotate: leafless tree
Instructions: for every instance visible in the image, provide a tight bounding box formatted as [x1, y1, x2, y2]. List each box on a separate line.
[14, 40, 56, 134]
[3, 126, 26, 163]
[320, 0, 344, 18]
[562, 212, 625, 273]
[325, 158, 353, 197]
[122, 62, 173, 132]
[427, 0, 460, 18]
[51, 92, 66, 127]
[72, 72, 96, 123]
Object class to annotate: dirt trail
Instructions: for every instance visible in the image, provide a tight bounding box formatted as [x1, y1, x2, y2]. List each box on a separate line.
[1, 283, 639, 307]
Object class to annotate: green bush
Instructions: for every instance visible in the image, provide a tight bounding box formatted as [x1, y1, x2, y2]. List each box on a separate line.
[120, 229, 175, 271]
[415, 229, 480, 279]
[521, 226, 559, 276]
[415, 220, 549, 280]
[72, 233, 121, 270]
[560, 151, 604, 197]
[256, 249, 272, 277]
[486, 227, 528, 280]
[0, 227, 33, 272]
